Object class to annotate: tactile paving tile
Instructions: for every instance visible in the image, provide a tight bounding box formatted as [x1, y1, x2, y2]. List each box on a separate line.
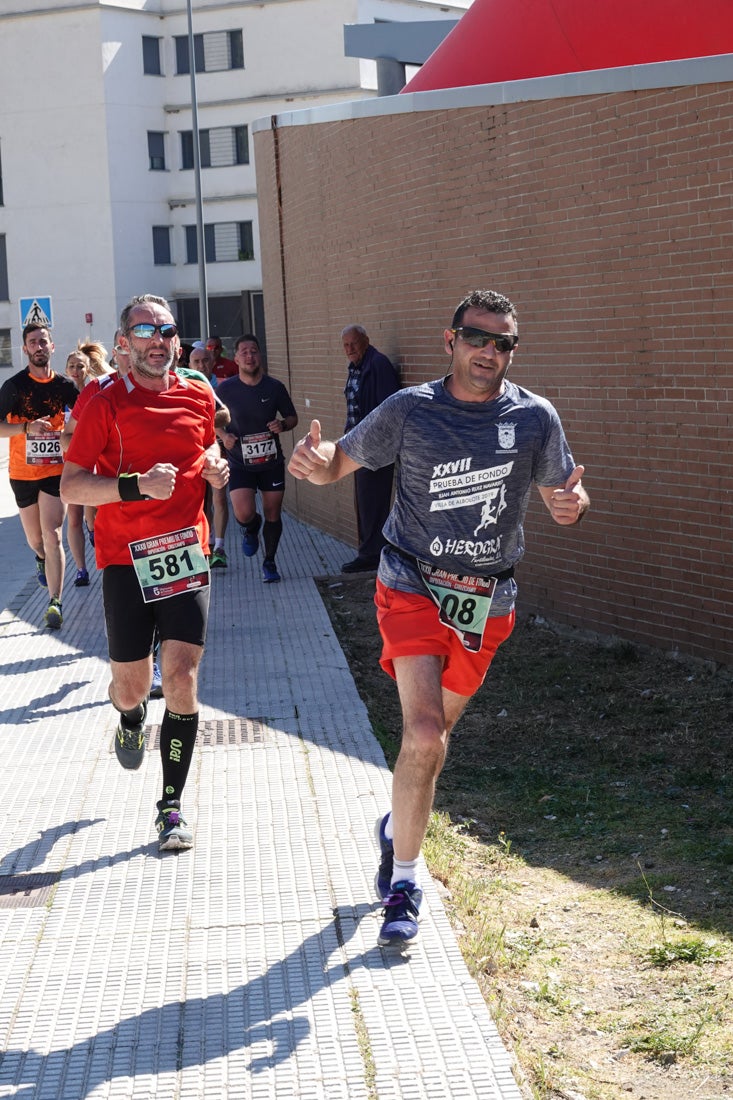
[0, 508, 521, 1099]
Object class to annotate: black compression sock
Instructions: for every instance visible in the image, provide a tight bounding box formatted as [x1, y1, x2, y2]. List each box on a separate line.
[160, 710, 198, 803]
[119, 701, 146, 727]
[263, 519, 282, 562]
[239, 514, 262, 538]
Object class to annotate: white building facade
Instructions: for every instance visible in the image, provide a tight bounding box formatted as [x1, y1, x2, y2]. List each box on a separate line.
[0, 0, 468, 366]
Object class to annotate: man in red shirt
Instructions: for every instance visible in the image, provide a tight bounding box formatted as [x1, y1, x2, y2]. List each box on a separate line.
[61, 294, 229, 851]
[206, 336, 237, 382]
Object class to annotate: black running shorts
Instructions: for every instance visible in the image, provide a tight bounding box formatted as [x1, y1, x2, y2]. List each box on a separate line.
[10, 475, 62, 509]
[102, 564, 210, 663]
[228, 460, 286, 494]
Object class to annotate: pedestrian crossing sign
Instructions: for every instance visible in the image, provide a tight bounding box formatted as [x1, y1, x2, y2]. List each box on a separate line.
[20, 297, 53, 330]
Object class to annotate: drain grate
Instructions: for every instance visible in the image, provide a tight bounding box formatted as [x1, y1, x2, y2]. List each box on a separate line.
[0, 872, 60, 909]
[148, 717, 269, 750]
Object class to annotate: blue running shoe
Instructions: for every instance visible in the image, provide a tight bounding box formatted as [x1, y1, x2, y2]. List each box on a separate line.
[378, 881, 423, 946]
[374, 813, 393, 899]
[150, 661, 163, 699]
[241, 516, 261, 557]
[262, 559, 280, 583]
[242, 531, 258, 556]
[35, 556, 47, 588]
[74, 568, 89, 587]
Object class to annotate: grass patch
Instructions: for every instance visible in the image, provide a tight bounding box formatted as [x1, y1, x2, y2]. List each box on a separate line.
[646, 937, 723, 968]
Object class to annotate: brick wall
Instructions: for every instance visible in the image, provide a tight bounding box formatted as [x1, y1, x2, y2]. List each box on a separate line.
[255, 83, 733, 667]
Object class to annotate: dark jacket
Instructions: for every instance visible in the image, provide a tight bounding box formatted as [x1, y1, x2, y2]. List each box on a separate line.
[354, 344, 400, 421]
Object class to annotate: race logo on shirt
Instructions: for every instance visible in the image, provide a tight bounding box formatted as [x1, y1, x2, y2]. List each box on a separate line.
[428, 457, 512, 567]
[429, 457, 512, 513]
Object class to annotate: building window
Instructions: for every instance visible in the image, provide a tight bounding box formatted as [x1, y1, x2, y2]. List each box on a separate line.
[0, 329, 10, 367]
[175, 30, 244, 74]
[148, 132, 166, 171]
[152, 226, 172, 265]
[180, 132, 195, 171]
[180, 125, 249, 170]
[142, 36, 162, 75]
[185, 221, 254, 264]
[0, 236, 8, 301]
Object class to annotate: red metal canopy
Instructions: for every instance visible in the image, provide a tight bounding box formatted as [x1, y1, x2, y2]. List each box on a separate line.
[402, 0, 733, 93]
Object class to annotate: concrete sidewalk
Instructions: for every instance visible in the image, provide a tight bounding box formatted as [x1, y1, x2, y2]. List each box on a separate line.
[0, 444, 521, 1099]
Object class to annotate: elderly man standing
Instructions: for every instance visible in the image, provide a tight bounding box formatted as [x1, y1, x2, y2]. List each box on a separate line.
[341, 324, 400, 573]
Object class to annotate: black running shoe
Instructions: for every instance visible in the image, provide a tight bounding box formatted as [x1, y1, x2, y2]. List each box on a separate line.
[155, 800, 193, 851]
[44, 598, 62, 629]
[114, 700, 147, 770]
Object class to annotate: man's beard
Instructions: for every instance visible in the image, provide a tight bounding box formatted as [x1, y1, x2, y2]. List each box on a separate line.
[128, 344, 175, 378]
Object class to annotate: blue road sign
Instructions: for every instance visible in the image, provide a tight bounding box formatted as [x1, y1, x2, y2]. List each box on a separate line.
[19, 297, 53, 330]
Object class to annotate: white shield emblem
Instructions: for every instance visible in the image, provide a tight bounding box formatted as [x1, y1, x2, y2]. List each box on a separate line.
[498, 422, 516, 449]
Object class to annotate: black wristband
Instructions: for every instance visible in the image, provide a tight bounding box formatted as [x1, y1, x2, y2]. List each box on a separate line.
[118, 474, 149, 502]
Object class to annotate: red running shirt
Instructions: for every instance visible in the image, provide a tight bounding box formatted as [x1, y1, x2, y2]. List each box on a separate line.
[67, 372, 216, 568]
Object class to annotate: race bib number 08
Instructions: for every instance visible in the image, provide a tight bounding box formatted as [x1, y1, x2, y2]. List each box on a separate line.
[129, 526, 209, 603]
[26, 430, 62, 466]
[418, 561, 497, 652]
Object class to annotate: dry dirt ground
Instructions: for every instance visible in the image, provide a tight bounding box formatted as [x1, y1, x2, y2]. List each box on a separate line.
[317, 574, 733, 1100]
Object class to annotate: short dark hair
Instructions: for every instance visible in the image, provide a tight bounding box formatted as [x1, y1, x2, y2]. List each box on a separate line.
[23, 323, 51, 343]
[119, 293, 172, 334]
[451, 290, 518, 330]
[234, 333, 260, 352]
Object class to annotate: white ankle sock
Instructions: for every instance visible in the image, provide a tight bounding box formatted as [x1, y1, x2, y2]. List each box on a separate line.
[392, 858, 419, 888]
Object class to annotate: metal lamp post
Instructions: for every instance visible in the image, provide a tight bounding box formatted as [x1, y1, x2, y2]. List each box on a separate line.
[186, 0, 209, 341]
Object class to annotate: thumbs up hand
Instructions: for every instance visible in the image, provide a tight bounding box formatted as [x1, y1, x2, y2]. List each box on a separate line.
[549, 465, 588, 525]
[306, 419, 322, 450]
[288, 419, 329, 480]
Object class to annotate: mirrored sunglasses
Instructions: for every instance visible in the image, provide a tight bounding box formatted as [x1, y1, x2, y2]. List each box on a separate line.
[129, 323, 179, 340]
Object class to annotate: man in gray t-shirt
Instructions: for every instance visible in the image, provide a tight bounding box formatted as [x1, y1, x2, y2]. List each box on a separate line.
[289, 289, 590, 948]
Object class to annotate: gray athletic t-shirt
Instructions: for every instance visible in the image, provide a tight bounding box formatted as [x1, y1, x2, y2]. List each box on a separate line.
[338, 377, 576, 615]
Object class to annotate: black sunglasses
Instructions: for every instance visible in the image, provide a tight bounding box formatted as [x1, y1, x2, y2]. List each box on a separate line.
[129, 323, 179, 340]
[452, 326, 518, 353]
